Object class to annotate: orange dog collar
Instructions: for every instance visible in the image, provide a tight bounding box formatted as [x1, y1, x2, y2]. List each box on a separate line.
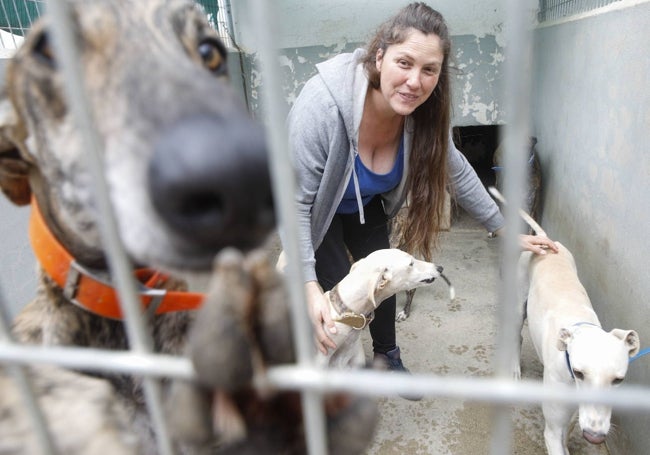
[28, 198, 205, 319]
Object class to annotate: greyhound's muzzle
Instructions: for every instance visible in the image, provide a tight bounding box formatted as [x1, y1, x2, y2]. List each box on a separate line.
[148, 114, 275, 259]
[421, 265, 444, 284]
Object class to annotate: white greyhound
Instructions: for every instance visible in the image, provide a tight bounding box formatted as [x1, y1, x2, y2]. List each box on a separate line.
[489, 187, 640, 455]
[317, 248, 454, 369]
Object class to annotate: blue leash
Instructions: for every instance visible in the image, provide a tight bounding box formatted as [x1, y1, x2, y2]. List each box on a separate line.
[564, 323, 647, 372]
[630, 347, 650, 363]
[566, 346, 649, 375]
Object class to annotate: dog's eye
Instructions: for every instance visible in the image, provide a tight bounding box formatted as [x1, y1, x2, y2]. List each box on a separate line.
[198, 39, 227, 75]
[409, 260, 414, 267]
[33, 30, 56, 67]
[612, 377, 624, 385]
[573, 370, 584, 381]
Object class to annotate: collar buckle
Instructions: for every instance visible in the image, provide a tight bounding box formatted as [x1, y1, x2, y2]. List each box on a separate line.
[62, 260, 114, 315]
[334, 311, 374, 330]
[62, 260, 168, 319]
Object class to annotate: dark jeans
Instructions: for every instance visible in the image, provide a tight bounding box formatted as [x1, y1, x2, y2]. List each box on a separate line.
[314, 196, 395, 354]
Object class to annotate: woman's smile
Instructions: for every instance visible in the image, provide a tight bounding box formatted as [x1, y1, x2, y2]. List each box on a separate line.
[375, 28, 444, 116]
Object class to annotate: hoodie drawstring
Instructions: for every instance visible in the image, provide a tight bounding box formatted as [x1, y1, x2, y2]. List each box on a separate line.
[351, 144, 366, 224]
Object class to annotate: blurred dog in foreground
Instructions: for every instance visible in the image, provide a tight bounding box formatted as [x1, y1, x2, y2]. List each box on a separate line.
[0, 0, 274, 452]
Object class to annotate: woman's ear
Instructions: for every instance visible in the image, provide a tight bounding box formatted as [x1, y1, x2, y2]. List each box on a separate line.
[375, 48, 384, 72]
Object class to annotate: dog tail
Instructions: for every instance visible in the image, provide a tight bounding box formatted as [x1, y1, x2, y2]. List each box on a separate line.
[488, 186, 548, 238]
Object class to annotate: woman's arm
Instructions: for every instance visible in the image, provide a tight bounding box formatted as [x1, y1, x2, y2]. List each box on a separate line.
[286, 77, 335, 282]
[446, 134, 558, 255]
[286, 77, 341, 352]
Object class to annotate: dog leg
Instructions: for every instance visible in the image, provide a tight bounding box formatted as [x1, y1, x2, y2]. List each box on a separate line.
[512, 252, 533, 380]
[511, 301, 527, 380]
[326, 395, 378, 455]
[542, 398, 574, 455]
[166, 379, 214, 448]
[396, 289, 416, 322]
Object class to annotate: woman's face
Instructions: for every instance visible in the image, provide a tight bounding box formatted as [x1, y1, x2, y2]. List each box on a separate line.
[375, 29, 444, 116]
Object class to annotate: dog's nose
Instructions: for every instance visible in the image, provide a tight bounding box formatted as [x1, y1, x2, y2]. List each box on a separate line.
[148, 114, 275, 252]
[436, 265, 444, 274]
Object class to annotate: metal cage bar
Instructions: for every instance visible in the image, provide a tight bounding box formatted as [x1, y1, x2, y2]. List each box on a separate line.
[249, 0, 329, 453]
[45, 2, 173, 453]
[0, 291, 57, 455]
[537, 0, 623, 22]
[490, 1, 536, 451]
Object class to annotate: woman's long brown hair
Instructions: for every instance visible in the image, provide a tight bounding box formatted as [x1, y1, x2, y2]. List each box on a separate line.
[361, 2, 452, 261]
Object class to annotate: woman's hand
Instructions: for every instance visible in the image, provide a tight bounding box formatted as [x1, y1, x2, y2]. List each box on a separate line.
[519, 234, 559, 255]
[305, 281, 337, 355]
[493, 228, 559, 256]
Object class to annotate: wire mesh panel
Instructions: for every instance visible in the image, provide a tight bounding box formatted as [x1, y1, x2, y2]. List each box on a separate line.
[0, 0, 44, 36]
[195, 0, 235, 47]
[0, 1, 231, 49]
[538, 0, 623, 21]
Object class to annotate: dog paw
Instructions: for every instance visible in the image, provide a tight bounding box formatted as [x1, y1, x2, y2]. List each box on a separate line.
[396, 310, 409, 322]
[189, 248, 255, 389]
[182, 248, 378, 454]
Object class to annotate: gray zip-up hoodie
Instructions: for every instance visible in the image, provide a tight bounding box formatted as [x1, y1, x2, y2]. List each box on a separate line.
[287, 48, 504, 282]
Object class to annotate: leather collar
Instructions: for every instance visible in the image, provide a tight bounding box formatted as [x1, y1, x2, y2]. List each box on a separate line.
[328, 285, 374, 330]
[29, 198, 205, 319]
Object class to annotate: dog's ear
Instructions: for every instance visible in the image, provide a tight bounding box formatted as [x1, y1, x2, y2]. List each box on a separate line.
[0, 88, 32, 206]
[611, 329, 641, 357]
[557, 327, 572, 351]
[367, 268, 391, 307]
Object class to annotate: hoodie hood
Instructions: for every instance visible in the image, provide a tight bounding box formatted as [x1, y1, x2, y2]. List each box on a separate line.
[316, 48, 369, 154]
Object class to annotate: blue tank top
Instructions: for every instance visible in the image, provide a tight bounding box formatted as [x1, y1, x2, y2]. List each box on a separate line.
[337, 137, 404, 214]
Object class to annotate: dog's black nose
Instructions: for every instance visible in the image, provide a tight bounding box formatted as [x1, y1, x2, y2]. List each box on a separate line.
[436, 265, 444, 274]
[148, 114, 275, 253]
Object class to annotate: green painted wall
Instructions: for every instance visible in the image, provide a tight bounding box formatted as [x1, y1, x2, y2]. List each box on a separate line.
[230, 34, 506, 127]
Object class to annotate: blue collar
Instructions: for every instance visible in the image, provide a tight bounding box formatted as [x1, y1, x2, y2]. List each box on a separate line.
[565, 350, 575, 379]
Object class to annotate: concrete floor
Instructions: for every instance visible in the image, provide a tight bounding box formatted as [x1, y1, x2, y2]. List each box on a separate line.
[360, 209, 625, 455]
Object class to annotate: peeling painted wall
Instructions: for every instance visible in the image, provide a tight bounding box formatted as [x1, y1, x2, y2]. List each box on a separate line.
[230, 0, 539, 126]
[233, 38, 506, 127]
[452, 34, 504, 125]
[239, 39, 506, 126]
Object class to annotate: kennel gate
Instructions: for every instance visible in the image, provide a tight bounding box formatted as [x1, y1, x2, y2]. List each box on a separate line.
[1, 1, 650, 454]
